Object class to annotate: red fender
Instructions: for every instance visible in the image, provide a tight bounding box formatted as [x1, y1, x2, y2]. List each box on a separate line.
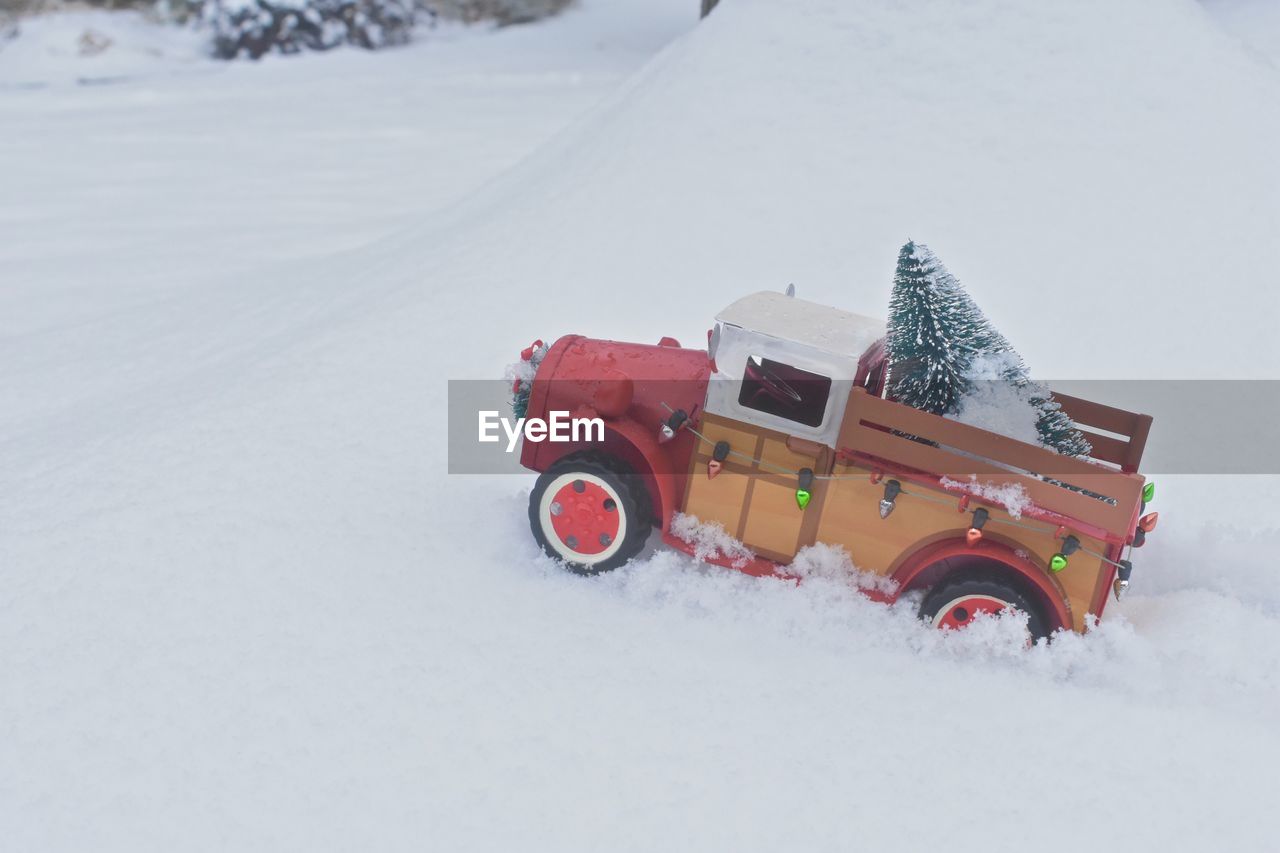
[522, 419, 691, 531]
[519, 334, 706, 530]
[890, 538, 1072, 633]
[593, 419, 691, 532]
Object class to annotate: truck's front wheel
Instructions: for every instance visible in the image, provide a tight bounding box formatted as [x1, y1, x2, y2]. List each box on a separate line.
[529, 453, 651, 574]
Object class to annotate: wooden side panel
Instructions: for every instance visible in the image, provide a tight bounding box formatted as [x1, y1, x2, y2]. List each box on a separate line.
[744, 427, 826, 559]
[815, 459, 1106, 632]
[684, 406, 1117, 632]
[848, 427, 1136, 533]
[758, 433, 818, 472]
[743, 481, 805, 556]
[1053, 391, 1145, 436]
[690, 418, 760, 455]
[1050, 392, 1152, 473]
[681, 417, 760, 536]
[1074, 430, 1128, 469]
[814, 473, 907, 571]
[1061, 555, 1106, 633]
[682, 413, 827, 560]
[684, 468, 752, 533]
[839, 388, 1145, 538]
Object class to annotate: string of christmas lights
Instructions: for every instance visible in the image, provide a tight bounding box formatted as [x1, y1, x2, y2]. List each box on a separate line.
[658, 403, 1145, 574]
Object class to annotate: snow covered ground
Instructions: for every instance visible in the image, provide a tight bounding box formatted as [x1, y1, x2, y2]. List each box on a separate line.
[3, 1, 1280, 850]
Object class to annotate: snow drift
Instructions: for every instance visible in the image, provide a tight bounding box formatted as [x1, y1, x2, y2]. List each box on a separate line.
[411, 0, 1280, 382]
[3, 1, 1280, 851]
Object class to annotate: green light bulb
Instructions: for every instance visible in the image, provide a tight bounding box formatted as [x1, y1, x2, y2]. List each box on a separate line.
[1142, 481, 1155, 503]
[796, 489, 811, 510]
[1050, 553, 1068, 572]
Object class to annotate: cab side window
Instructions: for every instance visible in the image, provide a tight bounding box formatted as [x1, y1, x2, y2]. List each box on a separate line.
[738, 356, 832, 428]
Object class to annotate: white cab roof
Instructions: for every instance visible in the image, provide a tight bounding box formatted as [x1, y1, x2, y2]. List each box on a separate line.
[716, 291, 884, 357]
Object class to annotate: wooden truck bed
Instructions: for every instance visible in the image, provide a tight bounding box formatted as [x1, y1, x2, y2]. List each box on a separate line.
[679, 386, 1151, 632]
[838, 387, 1150, 541]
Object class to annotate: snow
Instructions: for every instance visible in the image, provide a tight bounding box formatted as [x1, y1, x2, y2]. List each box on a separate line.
[787, 541, 898, 596]
[940, 476, 1034, 520]
[0, 11, 209, 87]
[504, 340, 546, 405]
[3, 0, 1280, 850]
[945, 350, 1093, 460]
[669, 511, 755, 569]
[948, 354, 1047, 446]
[1203, 0, 1280, 66]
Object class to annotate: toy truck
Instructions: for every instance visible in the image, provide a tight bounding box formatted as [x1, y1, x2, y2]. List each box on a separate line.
[516, 290, 1156, 638]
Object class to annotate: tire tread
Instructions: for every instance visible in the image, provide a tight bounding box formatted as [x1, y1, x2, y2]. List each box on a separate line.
[528, 451, 651, 574]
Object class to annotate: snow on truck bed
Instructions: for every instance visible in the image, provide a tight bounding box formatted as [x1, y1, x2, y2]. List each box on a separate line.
[2, 1, 1280, 851]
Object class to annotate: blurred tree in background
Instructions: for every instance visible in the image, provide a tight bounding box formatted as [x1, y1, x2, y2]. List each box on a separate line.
[0, 0, 574, 58]
[435, 0, 568, 26]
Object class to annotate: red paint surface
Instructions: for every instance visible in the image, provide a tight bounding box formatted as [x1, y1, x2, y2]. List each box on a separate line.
[520, 335, 711, 528]
[891, 539, 1072, 633]
[548, 479, 620, 556]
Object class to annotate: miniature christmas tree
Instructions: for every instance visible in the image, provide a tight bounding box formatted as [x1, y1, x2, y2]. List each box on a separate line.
[1029, 393, 1092, 457]
[886, 241, 985, 415]
[508, 340, 548, 419]
[886, 241, 1091, 457]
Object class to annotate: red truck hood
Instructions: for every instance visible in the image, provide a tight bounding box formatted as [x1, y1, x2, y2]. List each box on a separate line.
[520, 334, 711, 475]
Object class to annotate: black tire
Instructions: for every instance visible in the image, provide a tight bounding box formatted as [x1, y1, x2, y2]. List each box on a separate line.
[918, 573, 1052, 641]
[528, 452, 651, 575]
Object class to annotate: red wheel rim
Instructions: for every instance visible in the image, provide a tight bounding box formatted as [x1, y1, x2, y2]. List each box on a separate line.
[932, 594, 1010, 630]
[547, 477, 622, 556]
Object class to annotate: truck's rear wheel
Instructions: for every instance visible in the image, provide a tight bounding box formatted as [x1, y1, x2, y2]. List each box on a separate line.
[918, 574, 1051, 641]
[529, 453, 650, 575]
